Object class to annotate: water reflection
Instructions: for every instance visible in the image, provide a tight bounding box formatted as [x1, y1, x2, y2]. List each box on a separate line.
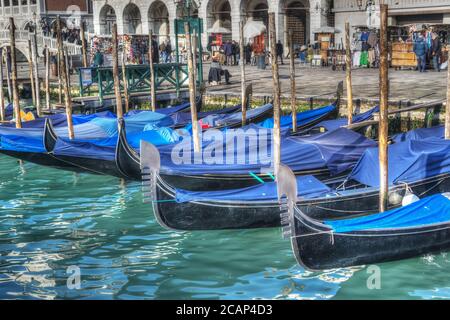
[1, 156, 450, 299]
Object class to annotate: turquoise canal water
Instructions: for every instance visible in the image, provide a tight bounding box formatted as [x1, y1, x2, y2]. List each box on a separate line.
[1, 156, 450, 300]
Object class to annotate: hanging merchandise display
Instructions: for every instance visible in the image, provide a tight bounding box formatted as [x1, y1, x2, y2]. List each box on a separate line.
[90, 35, 150, 67]
[351, 26, 380, 68]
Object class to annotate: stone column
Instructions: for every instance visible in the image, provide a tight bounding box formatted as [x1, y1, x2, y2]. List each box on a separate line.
[231, 12, 242, 42]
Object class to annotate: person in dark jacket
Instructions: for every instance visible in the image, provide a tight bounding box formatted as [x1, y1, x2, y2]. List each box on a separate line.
[413, 34, 428, 72]
[152, 37, 159, 64]
[431, 33, 442, 72]
[276, 40, 284, 65]
[223, 41, 233, 65]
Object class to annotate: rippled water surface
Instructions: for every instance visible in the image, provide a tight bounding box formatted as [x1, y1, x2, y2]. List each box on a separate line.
[1, 156, 450, 299]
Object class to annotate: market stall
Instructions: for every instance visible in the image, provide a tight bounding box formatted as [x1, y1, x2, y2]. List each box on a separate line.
[390, 24, 450, 70]
[351, 26, 380, 69]
[90, 35, 150, 66]
[244, 20, 266, 69]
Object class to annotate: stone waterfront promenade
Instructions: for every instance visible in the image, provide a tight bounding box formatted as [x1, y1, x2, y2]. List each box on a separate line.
[204, 64, 447, 105]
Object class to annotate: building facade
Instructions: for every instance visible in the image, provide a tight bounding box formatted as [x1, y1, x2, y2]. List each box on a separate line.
[92, 0, 332, 50]
[333, 0, 450, 43]
[0, 0, 93, 60]
[91, 0, 450, 49]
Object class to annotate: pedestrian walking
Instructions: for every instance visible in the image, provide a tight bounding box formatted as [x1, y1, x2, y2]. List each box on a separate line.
[276, 40, 284, 65]
[413, 34, 428, 72]
[431, 33, 442, 72]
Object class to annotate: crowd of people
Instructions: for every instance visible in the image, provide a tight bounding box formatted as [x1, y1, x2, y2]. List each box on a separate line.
[40, 18, 83, 44]
[413, 32, 442, 72]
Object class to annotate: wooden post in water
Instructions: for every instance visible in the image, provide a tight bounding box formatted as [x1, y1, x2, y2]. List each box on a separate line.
[56, 16, 74, 139]
[80, 21, 88, 68]
[185, 22, 200, 152]
[32, 26, 41, 116]
[57, 50, 62, 104]
[192, 30, 198, 94]
[9, 18, 21, 128]
[345, 21, 353, 125]
[45, 47, 51, 110]
[27, 39, 36, 107]
[65, 47, 71, 88]
[148, 30, 156, 112]
[288, 29, 297, 132]
[0, 48, 5, 121]
[269, 13, 281, 174]
[111, 23, 124, 119]
[5, 48, 12, 103]
[446, 43, 450, 139]
[121, 52, 130, 113]
[379, 4, 389, 212]
[240, 21, 247, 126]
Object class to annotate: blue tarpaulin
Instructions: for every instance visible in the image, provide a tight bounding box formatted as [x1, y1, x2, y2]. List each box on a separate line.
[52, 126, 182, 160]
[171, 105, 241, 127]
[258, 104, 336, 129]
[200, 104, 273, 128]
[313, 106, 380, 132]
[54, 138, 116, 161]
[175, 175, 331, 203]
[158, 127, 376, 176]
[326, 193, 450, 233]
[52, 111, 174, 139]
[392, 125, 444, 143]
[1, 111, 116, 128]
[349, 138, 450, 187]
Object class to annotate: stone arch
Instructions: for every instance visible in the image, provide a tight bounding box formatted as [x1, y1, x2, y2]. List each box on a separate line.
[22, 20, 35, 32]
[148, 0, 170, 39]
[240, 0, 269, 45]
[176, 0, 199, 18]
[0, 45, 29, 63]
[281, 0, 310, 47]
[206, 0, 232, 37]
[99, 4, 116, 35]
[123, 3, 143, 34]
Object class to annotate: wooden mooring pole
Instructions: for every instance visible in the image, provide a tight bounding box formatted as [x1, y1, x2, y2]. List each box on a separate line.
[57, 50, 62, 104]
[345, 21, 353, 125]
[185, 22, 201, 153]
[112, 23, 124, 119]
[240, 21, 247, 126]
[9, 17, 21, 128]
[27, 39, 36, 107]
[288, 29, 297, 132]
[446, 41, 450, 139]
[149, 30, 157, 112]
[0, 48, 5, 121]
[32, 26, 41, 116]
[269, 13, 281, 175]
[56, 16, 74, 139]
[45, 47, 51, 110]
[5, 49, 12, 103]
[80, 21, 88, 68]
[379, 4, 389, 212]
[121, 51, 130, 113]
[65, 47, 71, 88]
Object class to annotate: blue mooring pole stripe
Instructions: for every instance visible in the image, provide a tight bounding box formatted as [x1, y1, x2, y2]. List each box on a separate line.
[266, 172, 275, 181]
[248, 172, 265, 184]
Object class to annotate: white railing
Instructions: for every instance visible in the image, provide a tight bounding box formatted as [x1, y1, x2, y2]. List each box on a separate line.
[42, 36, 82, 55]
[0, 30, 31, 41]
[0, 29, 82, 55]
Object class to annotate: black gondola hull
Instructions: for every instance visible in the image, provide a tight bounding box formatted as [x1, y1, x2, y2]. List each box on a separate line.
[0, 150, 85, 172]
[290, 206, 450, 270]
[150, 173, 450, 231]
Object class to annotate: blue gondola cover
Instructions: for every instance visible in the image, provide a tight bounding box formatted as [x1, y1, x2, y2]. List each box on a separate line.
[326, 193, 450, 233]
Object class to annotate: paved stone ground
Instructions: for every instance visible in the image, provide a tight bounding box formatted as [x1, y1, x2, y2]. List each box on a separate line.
[204, 63, 447, 105]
